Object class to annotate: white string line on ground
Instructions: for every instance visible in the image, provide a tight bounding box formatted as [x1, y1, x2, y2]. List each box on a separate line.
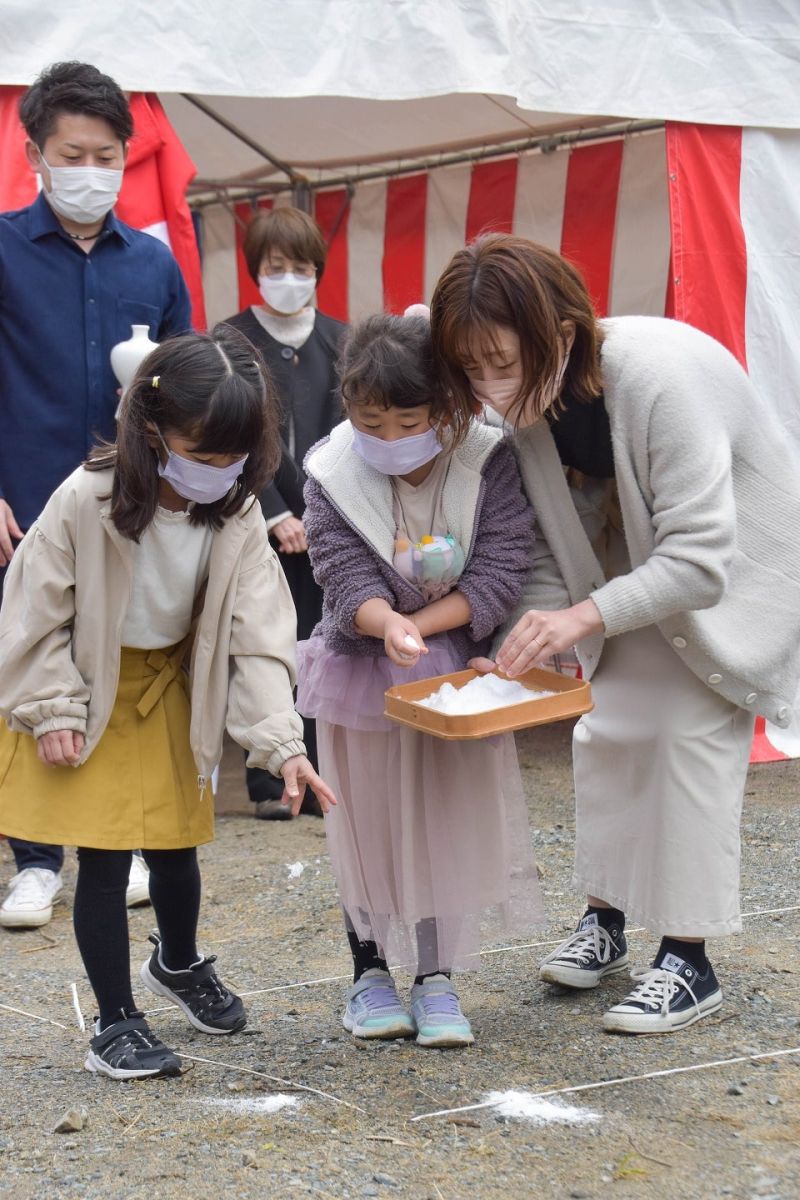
[409, 1045, 800, 1122]
[175, 1050, 367, 1113]
[141, 902, 800, 1011]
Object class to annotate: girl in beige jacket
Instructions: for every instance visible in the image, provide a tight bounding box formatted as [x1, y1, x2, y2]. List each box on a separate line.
[0, 326, 335, 1080]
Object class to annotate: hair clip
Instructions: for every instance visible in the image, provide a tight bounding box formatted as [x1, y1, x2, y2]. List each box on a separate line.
[152, 375, 160, 389]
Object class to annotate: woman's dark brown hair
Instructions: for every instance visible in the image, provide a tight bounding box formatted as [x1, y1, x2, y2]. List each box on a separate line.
[430, 234, 603, 425]
[85, 325, 280, 541]
[243, 206, 328, 285]
[338, 313, 478, 445]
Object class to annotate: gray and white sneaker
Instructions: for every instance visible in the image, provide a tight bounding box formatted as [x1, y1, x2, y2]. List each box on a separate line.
[539, 913, 629, 989]
[603, 954, 722, 1034]
[342, 969, 416, 1040]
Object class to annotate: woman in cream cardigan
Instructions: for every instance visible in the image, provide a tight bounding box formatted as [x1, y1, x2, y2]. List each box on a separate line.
[431, 234, 800, 1035]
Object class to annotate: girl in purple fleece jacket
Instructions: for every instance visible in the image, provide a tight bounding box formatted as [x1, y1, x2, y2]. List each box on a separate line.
[297, 313, 542, 1047]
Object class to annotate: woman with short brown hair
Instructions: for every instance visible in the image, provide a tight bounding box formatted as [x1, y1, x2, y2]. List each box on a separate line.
[431, 232, 800, 1035]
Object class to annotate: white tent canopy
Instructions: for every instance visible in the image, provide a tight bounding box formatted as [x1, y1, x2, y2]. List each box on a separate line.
[3, 0, 800, 195]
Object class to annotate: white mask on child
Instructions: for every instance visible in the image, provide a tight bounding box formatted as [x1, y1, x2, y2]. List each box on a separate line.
[156, 431, 248, 504]
[352, 426, 441, 475]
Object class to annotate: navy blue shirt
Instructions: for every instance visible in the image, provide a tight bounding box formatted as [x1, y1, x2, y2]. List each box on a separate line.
[0, 192, 191, 529]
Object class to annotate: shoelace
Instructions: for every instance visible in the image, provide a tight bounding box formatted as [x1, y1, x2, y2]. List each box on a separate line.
[417, 989, 460, 1016]
[105, 1024, 162, 1065]
[546, 923, 618, 966]
[623, 967, 702, 1018]
[359, 984, 401, 1011]
[186, 967, 231, 1014]
[8, 870, 55, 905]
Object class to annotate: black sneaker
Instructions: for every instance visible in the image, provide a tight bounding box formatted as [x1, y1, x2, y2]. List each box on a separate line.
[603, 952, 722, 1034]
[539, 913, 629, 989]
[84, 1010, 182, 1079]
[140, 934, 247, 1034]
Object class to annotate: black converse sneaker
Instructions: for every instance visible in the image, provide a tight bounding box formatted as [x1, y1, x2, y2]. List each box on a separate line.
[603, 952, 722, 1034]
[84, 1010, 182, 1080]
[140, 934, 247, 1034]
[539, 913, 629, 989]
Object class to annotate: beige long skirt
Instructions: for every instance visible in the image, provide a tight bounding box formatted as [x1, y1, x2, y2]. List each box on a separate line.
[573, 625, 755, 937]
[0, 646, 213, 851]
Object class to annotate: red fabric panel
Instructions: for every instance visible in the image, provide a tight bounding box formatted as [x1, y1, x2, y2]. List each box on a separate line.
[560, 141, 624, 317]
[234, 198, 273, 312]
[465, 158, 518, 241]
[314, 188, 350, 323]
[119, 94, 207, 329]
[665, 123, 747, 367]
[750, 717, 790, 764]
[0, 86, 36, 210]
[383, 174, 427, 313]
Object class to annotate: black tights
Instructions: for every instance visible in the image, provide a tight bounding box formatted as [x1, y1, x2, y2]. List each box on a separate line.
[73, 847, 201, 1028]
[345, 914, 450, 986]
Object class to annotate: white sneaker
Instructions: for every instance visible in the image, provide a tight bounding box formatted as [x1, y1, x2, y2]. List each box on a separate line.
[126, 855, 151, 908]
[0, 868, 63, 928]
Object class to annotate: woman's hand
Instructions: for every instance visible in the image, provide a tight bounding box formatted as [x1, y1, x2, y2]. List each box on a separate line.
[495, 600, 605, 677]
[272, 516, 308, 554]
[279, 755, 337, 816]
[37, 729, 85, 767]
[384, 614, 428, 667]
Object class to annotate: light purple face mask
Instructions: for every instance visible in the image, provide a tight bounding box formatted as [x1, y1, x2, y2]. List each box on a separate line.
[352, 425, 442, 475]
[470, 352, 571, 426]
[156, 431, 248, 504]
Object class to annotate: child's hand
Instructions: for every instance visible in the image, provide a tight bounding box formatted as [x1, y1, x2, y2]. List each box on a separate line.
[37, 729, 85, 767]
[384, 615, 428, 667]
[280, 755, 337, 817]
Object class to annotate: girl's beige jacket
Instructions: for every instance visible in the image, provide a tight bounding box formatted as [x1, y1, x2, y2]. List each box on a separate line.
[0, 467, 305, 784]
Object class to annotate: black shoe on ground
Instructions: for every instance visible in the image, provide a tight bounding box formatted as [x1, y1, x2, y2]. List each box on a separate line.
[539, 912, 629, 989]
[254, 798, 294, 821]
[603, 952, 722, 1034]
[84, 1010, 182, 1079]
[140, 934, 247, 1034]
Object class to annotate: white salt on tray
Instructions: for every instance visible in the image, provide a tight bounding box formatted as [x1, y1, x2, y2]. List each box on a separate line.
[417, 673, 554, 715]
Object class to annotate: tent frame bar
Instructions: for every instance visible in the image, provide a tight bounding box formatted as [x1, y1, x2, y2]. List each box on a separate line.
[181, 93, 307, 186]
[188, 117, 663, 210]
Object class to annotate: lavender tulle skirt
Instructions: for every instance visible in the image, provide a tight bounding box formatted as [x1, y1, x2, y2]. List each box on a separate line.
[297, 634, 544, 974]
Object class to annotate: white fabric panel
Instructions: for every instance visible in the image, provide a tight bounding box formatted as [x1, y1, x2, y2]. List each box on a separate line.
[741, 128, 800, 453]
[200, 205, 239, 328]
[512, 149, 568, 250]
[423, 164, 472, 304]
[4, 1, 799, 128]
[141, 219, 170, 248]
[347, 179, 387, 320]
[609, 130, 671, 316]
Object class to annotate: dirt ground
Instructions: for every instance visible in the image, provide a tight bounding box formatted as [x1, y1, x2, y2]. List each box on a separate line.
[1, 720, 799, 1200]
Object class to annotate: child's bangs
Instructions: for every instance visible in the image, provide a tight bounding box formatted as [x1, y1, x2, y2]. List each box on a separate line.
[190, 381, 265, 456]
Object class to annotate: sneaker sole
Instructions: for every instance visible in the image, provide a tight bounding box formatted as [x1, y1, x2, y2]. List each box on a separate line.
[84, 1050, 181, 1080]
[415, 1029, 474, 1048]
[0, 892, 64, 929]
[139, 961, 247, 1035]
[602, 988, 723, 1035]
[342, 1012, 416, 1040]
[539, 953, 630, 990]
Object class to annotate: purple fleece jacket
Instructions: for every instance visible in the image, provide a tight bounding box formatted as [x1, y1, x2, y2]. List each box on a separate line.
[302, 440, 535, 662]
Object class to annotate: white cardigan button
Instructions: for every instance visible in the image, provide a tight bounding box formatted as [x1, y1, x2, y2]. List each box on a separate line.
[777, 706, 790, 722]
[672, 636, 687, 649]
[708, 673, 722, 684]
[744, 693, 757, 705]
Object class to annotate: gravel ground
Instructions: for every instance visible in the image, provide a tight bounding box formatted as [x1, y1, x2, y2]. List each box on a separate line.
[1, 720, 799, 1200]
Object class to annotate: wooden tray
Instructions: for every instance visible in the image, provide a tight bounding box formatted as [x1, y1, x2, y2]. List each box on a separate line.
[384, 666, 593, 741]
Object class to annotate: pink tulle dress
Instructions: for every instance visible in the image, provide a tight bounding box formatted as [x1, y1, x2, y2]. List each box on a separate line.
[296, 456, 543, 975]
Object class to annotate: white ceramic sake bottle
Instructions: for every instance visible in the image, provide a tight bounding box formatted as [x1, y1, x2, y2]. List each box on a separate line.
[110, 324, 159, 389]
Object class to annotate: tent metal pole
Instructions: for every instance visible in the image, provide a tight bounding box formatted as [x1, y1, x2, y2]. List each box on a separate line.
[181, 93, 306, 185]
[187, 117, 663, 209]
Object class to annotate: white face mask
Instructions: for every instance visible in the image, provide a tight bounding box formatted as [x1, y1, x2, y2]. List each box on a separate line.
[470, 353, 571, 427]
[352, 426, 442, 475]
[41, 155, 123, 225]
[258, 272, 316, 315]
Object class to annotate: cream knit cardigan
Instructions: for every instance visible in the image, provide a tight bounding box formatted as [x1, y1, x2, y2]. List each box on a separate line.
[502, 316, 800, 728]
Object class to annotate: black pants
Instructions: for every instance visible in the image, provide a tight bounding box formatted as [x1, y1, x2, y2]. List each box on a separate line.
[73, 847, 201, 1027]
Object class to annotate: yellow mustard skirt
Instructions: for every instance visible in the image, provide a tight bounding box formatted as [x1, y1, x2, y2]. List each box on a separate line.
[0, 646, 213, 851]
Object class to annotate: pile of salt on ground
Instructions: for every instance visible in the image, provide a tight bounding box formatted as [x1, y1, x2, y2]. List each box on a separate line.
[418, 673, 554, 715]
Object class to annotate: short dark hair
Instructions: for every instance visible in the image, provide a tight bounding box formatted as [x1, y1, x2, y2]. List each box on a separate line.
[338, 313, 477, 445]
[431, 234, 603, 427]
[243, 207, 328, 284]
[85, 325, 281, 541]
[19, 61, 133, 147]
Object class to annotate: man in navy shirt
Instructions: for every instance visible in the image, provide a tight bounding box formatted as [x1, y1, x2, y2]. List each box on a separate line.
[0, 62, 191, 929]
